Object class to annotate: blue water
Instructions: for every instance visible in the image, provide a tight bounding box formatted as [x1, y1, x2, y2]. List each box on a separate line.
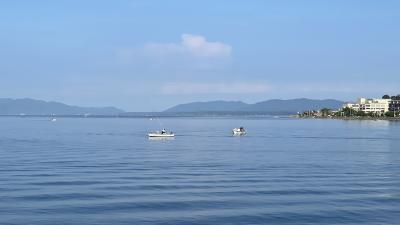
[1, 117, 400, 225]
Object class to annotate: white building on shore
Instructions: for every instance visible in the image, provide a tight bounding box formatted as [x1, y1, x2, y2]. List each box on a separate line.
[343, 98, 390, 114]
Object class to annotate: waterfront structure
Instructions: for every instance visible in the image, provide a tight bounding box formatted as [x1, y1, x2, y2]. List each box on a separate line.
[389, 99, 400, 112]
[343, 98, 390, 114]
[343, 102, 360, 111]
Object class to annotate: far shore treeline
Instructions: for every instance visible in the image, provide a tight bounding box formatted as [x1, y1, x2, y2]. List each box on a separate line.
[299, 94, 400, 119]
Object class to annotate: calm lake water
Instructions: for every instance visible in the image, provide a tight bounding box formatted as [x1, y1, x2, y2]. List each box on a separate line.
[1, 117, 399, 225]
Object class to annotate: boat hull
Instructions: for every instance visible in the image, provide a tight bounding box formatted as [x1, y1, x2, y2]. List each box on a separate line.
[232, 128, 246, 135]
[148, 133, 175, 137]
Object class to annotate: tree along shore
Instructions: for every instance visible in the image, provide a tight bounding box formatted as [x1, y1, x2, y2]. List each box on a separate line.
[298, 107, 400, 121]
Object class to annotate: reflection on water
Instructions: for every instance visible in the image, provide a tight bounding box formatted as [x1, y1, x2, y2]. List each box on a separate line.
[0, 117, 399, 225]
[343, 118, 393, 128]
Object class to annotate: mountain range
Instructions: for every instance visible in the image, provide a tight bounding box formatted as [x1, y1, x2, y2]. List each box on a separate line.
[0, 98, 345, 116]
[0, 98, 124, 115]
[165, 98, 344, 114]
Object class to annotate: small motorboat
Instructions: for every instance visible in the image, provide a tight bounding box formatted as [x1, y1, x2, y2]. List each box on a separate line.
[148, 129, 175, 137]
[51, 118, 57, 122]
[232, 127, 246, 135]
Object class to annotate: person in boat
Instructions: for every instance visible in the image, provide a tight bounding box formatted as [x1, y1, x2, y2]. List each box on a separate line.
[161, 129, 166, 134]
[239, 127, 245, 132]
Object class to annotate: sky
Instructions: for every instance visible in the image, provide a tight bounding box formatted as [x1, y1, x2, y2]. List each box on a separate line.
[0, 0, 399, 111]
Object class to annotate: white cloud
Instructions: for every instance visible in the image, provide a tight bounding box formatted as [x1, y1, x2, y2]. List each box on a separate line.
[144, 34, 232, 58]
[162, 82, 270, 94]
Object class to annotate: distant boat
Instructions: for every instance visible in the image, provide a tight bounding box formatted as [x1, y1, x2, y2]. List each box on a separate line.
[51, 118, 57, 122]
[232, 127, 246, 135]
[148, 129, 175, 137]
[148, 118, 174, 137]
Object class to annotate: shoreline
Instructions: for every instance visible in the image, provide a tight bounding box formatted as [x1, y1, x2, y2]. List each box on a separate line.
[1, 114, 399, 121]
[298, 115, 400, 121]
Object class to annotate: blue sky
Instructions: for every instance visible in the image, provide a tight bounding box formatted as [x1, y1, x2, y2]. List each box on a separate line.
[1, 0, 399, 111]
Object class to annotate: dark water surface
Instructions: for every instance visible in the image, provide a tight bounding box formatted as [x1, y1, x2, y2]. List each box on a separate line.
[1, 117, 400, 225]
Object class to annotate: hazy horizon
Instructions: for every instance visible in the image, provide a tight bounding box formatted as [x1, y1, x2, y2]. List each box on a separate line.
[1, 97, 347, 113]
[1, 1, 399, 111]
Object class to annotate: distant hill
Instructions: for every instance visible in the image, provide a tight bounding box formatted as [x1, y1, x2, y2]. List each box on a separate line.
[0, 98, 124, 115]
[165, 98, 344, 114]
[164, 100, 249, 113]
[243, 98, 344, 113]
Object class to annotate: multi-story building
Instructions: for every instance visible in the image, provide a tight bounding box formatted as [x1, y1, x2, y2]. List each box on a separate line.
[343, 102, 360, 111]
[343, 98, 390, 114]
[358, 98, 390, 113]
[389, 99, 400, 112]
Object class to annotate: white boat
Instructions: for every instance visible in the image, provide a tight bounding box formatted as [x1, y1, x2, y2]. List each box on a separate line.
[51, 118, 57, 122]
[148, 133, 175, 137]
[232, 127, 246, 135]
[148, 136, 175, 141]
[148, 129, 175, 137]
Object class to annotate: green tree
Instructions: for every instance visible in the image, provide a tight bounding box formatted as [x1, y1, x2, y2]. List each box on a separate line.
[356, 111, 366, 117]
[382, 94, 391, 99]
[341, 107, 357, 117]
[385, 111, 394, 117]
[366, 112, 375, 117]
[390, 95, 400, 100]
[320, 108, 332, 117]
